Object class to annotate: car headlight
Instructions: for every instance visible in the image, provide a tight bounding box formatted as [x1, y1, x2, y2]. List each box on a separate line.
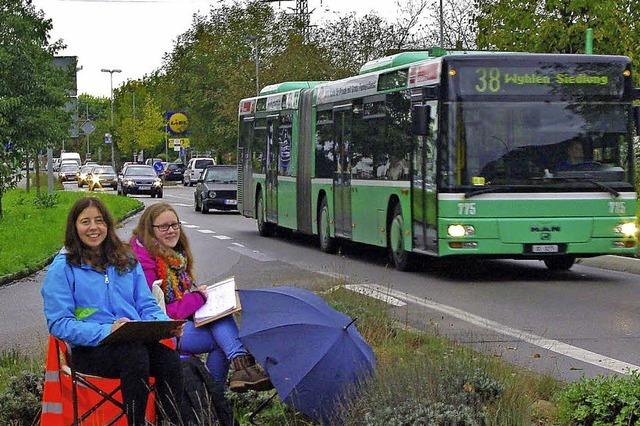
[207, 190, 217, 199]
[615, 222, 637, 237]
[447, 224, 476, 237]
[125, 180, 135, 186]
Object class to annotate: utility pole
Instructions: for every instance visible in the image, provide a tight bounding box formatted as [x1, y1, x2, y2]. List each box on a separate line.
[85, 102, 90, 160]
[247, 35, 260, 96]
[101, 68, 122, 168]
[439, 0, 444, 47]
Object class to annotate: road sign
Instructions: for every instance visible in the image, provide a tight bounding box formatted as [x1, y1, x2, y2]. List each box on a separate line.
[104, 133, 112, 144]
[81, 120, 96, 135]
[153, 160, 164, 173]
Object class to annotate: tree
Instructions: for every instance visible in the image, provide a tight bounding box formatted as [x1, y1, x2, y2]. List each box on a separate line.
[0, 0, 70, 216]
[475, 0, 640, 84]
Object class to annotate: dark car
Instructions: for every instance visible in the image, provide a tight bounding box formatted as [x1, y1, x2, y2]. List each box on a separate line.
[117, 165, 163, 198]
[194, 165, 238, 214]
[163, 162, 186, 181]
[88, 165, 117, 191]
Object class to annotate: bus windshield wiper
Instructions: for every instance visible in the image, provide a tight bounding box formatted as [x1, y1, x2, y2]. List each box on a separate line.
[464, 185, 513, 198]
[543, 176, 619, 198]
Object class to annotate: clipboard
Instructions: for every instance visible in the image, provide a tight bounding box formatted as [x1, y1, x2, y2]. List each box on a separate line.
[100, 320, 185, 345]
[193, 277, 242, 327]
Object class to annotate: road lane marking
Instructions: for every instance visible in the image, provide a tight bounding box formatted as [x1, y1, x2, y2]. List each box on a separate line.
[360, 283, 639, 374]
[214, 235, 232, 240]
[232, 243, 245, 247]
[173, 203, 192, 207]
[344, 285, 407, 307]
[197, 230, 216, 234]
[227, 246, 274, 262]
[182, 224, 199, 229]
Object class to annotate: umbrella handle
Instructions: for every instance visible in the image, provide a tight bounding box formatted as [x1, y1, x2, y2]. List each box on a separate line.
[344, 317, 358, 330]
[248, 391, 278, 425]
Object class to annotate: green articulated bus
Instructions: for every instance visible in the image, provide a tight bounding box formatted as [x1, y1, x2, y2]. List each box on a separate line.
[237, 49, 640, 271]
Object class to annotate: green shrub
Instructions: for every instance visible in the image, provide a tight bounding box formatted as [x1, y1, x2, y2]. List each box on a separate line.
[363, 400, 479, 426]
[0, 370, 43, 425]
[33, 192, 58, 209]
[557, 371, 640, 425]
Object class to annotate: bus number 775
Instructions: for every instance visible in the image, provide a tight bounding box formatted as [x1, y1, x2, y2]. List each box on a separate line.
[458, 202, 477, 215]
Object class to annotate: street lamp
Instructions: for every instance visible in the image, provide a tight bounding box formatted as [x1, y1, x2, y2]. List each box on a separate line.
[246, 35, 260, 96]
[101, 68, 121, 167]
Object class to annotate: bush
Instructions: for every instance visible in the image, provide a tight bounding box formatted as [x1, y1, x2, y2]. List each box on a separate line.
[33, 192, 58, 209]
[0, 370, 43, 425]
[557, 371, 640, 425]
[363, 400, 479, 426]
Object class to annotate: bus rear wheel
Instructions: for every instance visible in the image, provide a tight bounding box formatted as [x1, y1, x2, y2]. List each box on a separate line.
[543, 255, 576, 271]
[318, 197, 336, 253]
[256, 191, 273, 237]
[388, 203, 411, 271]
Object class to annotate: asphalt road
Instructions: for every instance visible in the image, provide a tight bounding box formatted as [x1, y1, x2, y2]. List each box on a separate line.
[5, 182, 640, 382]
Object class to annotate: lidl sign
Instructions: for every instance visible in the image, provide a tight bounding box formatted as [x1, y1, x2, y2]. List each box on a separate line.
[167, 111, 189, 135]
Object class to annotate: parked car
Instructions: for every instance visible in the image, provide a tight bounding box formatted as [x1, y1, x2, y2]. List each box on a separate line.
[77, 164, 96, 188]
[117, 165, 163, 198]
[163, 162, 186, 181]
[52, 158, 61, 172]
[183, 157, 215, 186]
[58, 163, 79, 182]
[194, 165, 238, 214]
[88, 165, 117, 191]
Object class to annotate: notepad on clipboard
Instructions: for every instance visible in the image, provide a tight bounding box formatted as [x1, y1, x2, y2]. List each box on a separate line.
[193, 277, 241, 327]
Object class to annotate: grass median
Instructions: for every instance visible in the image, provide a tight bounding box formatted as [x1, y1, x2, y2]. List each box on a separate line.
[0, 188, 142, 281]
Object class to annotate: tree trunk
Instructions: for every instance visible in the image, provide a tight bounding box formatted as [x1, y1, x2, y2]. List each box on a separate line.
[25, 154, 30, 193]
[35, 153, 41, 196]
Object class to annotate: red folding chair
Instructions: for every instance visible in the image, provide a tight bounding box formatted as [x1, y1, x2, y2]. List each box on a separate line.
[41, 335, 158, 426]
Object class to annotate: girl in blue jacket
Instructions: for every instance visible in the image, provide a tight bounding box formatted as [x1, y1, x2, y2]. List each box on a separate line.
[42, 197, 183, 426]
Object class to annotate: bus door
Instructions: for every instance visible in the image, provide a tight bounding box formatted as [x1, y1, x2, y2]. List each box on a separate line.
[333, 106, 352, 238]
[266, 117, 279, 223]
[411, 100, 438, 253]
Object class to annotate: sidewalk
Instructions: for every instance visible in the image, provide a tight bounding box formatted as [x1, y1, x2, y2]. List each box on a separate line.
[578, 255, 640, 275]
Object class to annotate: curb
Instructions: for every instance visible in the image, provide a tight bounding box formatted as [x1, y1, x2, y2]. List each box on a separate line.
[578, 255, 640, 275]
[0, 203, 145, 287]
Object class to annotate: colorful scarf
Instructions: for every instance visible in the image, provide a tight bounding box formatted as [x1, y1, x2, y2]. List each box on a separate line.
[155, 251, 194, 303]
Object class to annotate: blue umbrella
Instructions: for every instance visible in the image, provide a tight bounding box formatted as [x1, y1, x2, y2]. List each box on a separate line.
[237, 286, 376, 423]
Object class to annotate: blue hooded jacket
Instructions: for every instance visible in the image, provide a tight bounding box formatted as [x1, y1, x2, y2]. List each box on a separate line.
[42, 251, 169, 347]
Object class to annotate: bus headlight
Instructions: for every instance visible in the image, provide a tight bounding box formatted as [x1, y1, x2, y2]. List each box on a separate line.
[615, 222, 637, 237]
[447, 224, 475, 237]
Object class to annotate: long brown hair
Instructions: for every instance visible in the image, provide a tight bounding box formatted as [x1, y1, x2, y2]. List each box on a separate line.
[132, 203, 195, 279]
[65, 197, 135, 273]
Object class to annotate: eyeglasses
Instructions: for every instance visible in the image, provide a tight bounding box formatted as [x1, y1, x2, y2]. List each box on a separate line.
[152, 222, 181, 232]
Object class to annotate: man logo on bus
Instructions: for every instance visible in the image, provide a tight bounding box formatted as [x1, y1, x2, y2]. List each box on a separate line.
[168, 112, 189, 134]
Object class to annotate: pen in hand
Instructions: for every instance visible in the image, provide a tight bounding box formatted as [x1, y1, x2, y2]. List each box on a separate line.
[111, 317, 130, 332]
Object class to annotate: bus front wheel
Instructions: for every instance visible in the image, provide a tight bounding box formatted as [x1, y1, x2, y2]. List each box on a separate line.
[318, 197, 336, 253]
[256, 192, 273, 237]
[388, 203, 411, 271]
[543, 255, 576, 271]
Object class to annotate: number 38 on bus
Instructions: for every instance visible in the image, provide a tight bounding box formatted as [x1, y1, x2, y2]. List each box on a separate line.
[237, 49, 640, 272]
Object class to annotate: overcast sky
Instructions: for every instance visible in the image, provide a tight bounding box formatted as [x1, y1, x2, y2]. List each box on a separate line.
[32, 0, 401, 98]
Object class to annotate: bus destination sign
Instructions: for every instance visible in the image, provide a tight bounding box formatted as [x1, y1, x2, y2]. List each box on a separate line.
[452, 62, 626, 99]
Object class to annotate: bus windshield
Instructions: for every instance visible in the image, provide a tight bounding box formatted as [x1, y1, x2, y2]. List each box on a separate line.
[443, 101, 633, 191]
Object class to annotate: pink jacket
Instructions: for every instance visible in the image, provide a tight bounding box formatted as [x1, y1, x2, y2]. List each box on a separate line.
[130, 237, 205, 320]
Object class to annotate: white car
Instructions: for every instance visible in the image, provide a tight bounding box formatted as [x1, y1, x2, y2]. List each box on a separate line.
[183, 157, 215, 186]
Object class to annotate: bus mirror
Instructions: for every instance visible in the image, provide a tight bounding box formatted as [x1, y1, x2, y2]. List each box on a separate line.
[633, 105, 640, 135]
[412, 105, 431, 137]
